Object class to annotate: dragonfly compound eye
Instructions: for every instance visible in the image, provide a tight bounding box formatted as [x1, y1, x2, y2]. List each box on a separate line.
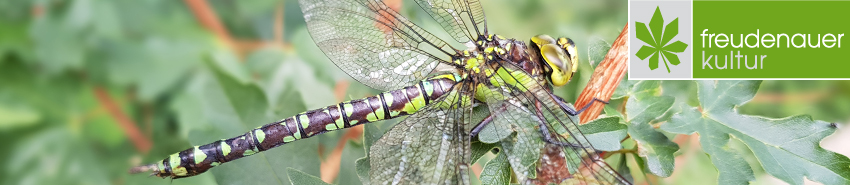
[532, 34, 557, 46]
[558, 37, 579, 77]
[540, 44, 573, 87]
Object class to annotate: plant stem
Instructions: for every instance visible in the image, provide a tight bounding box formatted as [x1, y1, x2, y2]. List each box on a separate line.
[93, 86, 152, 153]
[575, 24, 629, 123]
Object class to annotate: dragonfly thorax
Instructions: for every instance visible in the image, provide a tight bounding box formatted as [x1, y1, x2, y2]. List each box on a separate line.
[469, 34, 579, 88]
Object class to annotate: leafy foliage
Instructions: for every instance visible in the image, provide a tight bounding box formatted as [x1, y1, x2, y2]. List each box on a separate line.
[663, 81, 850, 184]
[287, 168, 332, 185]
[605, 80, 850, 185]
[623, 81, 679, 177]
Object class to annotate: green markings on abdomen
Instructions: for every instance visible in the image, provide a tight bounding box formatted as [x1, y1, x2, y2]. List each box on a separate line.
[254, 129, 266, 144]
[141, 77, 457, 179]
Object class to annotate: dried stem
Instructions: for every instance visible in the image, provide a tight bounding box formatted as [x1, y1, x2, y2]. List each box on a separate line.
[575, 24, 630, 124]
[183, 0, 234, 49]
[93, 86, 152, 153]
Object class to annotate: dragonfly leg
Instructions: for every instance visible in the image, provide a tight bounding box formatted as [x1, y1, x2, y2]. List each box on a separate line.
[533, 100, 588, 148]
[551, 93, 608, 116]
[470, 114, 494, 138]
[470, 102, 506, 138]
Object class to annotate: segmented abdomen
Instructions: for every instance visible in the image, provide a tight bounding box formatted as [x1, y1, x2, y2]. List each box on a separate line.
[133, 77, 456, 178]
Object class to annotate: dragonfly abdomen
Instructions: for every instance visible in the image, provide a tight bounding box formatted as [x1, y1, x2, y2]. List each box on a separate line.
[131, 77, 457, 179]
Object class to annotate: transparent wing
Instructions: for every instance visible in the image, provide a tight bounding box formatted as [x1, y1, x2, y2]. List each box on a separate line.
[413, 0, 488, 43]
[370, 85, 475, 185]
[478, 62, 630, 184]
[299, 0, 460, 91]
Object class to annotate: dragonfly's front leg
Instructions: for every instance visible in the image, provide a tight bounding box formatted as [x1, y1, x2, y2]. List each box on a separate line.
[532, 100, 587, 148]
[469, 95, 604, 148]
[550, 93, 608, 116]
[470, 104, 502, 138]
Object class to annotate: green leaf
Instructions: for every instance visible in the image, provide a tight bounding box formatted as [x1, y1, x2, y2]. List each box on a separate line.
[362, 123, 382, 156]
[355, 123, 389, 185]
[500, 116, 545, 181]
[105, 38, 203, 101]
[480, 151, 511, 185]
[0, 19, 32, 61]
[471, 140, 499, 163]
[30, 16, 85, 74]
[4, 129, 111, 185]
[174, 52, 320, 185]
[287, 168, 331, 185]
[612, 77, 638, 100]
[630, 153, 648, 176]
[0, 101, 40, 130]
[624, 81, 679, 177]
[355, 157, 371, 185]
[477, 104, 526, 144]
[209, 56, 271, 127]
[195, 55, 285, 185]
[663, 81, 850, 185]
[578, 116, 627, 151]
[615, 154, 635, 183]
[586, 36, 612, 68]
[337, 140, 366, 185]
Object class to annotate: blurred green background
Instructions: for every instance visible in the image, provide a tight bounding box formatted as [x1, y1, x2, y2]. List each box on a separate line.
[0, 0, 846, 185]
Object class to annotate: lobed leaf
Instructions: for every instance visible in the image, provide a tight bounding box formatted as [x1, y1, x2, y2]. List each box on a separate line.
[663, 81, 850, 185]
[480, 152, 511, 185]
[624, 81, 679, 177]
[578, 117, 627, 151]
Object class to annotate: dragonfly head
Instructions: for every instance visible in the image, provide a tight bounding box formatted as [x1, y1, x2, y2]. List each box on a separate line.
[531, 35, 578, 87]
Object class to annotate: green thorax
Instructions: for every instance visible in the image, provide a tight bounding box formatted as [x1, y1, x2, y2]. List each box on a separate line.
[448, 34, 549, 104]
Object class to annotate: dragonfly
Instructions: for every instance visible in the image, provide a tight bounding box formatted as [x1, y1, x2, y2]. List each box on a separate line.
[130, 0, 630, 184]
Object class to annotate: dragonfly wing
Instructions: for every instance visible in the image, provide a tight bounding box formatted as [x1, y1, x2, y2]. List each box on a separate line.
[299, 0, 460, 91]
[370, 87, 475, 185]
[480, 62, 631, 185]
[412, 0, 488, 43]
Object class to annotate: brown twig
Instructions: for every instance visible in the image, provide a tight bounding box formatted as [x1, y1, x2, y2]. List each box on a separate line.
[93, 86, 152, 153]
[183, 0, 234, 50]
[184, 0, 291, 57]
[575, 24, 630, 124]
